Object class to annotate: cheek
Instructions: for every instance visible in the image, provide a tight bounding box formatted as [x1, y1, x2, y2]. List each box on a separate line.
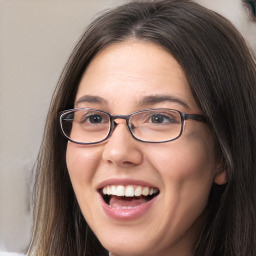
[147, 135, 216, 201]
[66, 143, 102, 186]
[151, 132, 216, 181]
[141, 136, 216, 247]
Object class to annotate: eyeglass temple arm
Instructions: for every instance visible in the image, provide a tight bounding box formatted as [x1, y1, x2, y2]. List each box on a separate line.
[184, 114, 206, 123]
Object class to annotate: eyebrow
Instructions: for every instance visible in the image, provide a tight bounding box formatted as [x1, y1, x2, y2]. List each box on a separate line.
[75, 94, 190, 109]
[75, 95, 108, 106]
[139, 95, 190, 109]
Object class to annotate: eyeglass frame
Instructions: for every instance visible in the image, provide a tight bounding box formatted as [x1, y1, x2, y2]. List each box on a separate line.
[59, 108, 206, 144]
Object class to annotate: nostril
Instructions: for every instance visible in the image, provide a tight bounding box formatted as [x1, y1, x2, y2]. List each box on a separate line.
[122, 160, 137, 166]
[102, 141, 143, 166]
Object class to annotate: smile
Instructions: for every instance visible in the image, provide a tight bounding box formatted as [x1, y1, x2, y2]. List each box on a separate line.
[102, 185, 159, 197]
[98, 184, 160, 219]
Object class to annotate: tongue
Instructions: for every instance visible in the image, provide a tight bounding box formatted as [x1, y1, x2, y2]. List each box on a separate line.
[109, 196, 148, 209]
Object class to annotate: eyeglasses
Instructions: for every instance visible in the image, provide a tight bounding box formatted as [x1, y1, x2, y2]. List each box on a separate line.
[59, 108, 206, 144]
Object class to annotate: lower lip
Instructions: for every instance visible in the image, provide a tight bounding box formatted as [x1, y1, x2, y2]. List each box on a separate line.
[98, 194, 158, 220]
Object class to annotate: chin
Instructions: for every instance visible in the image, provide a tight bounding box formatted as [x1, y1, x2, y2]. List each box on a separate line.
[93, 228, 158, 256]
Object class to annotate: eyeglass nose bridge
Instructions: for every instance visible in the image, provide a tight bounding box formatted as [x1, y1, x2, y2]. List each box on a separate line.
[108, 114, 134, 138]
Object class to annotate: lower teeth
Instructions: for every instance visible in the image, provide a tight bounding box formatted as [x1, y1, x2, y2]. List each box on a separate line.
[103, 195, 152, 205]
[113, 206, 138, 209]
[101, 190, 159, 206]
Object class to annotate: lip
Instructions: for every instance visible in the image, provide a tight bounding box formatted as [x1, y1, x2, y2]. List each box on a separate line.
[98, 192, 158, 220]
[97, 178, 159, 220]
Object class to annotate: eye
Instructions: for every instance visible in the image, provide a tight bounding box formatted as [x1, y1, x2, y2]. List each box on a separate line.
[150, 113, 177, 124]
[78, 111, 109, 125]
[151, 114, 166, 123]
[88, 114, 103, 123]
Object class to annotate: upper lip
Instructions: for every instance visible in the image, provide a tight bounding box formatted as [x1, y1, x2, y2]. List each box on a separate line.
[96, 178, 159, 191]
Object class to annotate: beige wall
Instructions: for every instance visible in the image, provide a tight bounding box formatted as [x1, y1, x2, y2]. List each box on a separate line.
[0, 0, 255, 254]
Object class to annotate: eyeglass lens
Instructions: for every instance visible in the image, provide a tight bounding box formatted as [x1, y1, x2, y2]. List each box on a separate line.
[61, 109, 183, 144]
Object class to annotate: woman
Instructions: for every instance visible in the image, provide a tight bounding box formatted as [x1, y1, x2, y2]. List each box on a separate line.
[29, 0, 256, 255]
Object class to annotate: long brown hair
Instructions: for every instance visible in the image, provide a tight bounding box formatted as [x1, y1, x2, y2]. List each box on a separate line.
[29, 1, 256, 255]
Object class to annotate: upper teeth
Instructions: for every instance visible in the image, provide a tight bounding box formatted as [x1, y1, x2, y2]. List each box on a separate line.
[102, 185, 158, 197]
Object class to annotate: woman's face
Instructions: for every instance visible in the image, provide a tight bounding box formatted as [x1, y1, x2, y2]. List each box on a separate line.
[66, 40, 224, 256]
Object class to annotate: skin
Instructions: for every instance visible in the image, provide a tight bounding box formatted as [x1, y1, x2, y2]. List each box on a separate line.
[66, 40, 226, 256]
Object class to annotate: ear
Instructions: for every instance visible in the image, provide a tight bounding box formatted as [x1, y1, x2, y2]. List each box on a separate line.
[214, 160, 227, 185]
[214, 169, 227, 185]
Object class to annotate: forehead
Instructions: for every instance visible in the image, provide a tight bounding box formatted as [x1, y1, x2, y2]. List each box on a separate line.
[75, 40, 200, 113]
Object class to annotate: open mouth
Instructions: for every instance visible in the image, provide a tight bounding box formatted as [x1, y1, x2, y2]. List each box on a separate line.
[99, 185, 160, 209]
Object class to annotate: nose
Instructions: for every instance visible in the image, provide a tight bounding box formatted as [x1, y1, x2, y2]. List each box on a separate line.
[102, 120, 143, 167]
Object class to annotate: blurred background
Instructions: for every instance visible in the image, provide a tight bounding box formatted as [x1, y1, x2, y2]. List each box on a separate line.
[0, 0, 255, 254]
